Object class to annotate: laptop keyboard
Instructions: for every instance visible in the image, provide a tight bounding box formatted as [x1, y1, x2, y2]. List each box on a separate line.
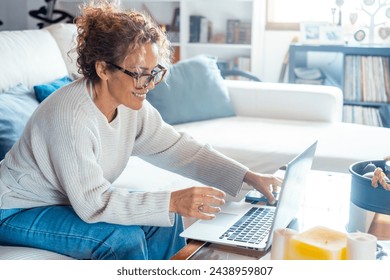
[219, 207, 275, 244]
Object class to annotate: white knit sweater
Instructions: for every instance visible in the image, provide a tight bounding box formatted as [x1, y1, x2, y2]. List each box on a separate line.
[0, 78, 248, 226]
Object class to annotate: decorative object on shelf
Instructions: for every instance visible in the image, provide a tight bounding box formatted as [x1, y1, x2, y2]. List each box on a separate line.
[335, 0, 344, 26]
[209, 33, 225, 44]
[331, 7, 337, 25]
[299, 22, 325, 44]
[300, 22, 344, 45]
[349, 12, 358, 24]
[319, 24, 345, 45]
[354, 29, 366, 41]
[378, 26, 390, 39]
[348, 0, 390, 44]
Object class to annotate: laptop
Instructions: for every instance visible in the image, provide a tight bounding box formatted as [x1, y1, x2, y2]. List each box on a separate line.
[180, 141, 317, 251]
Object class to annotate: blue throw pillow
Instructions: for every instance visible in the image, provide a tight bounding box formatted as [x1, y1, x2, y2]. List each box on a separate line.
[147, 55, 235, 125]
[0, 84, 39, 160]
[34, 76, 72, 102]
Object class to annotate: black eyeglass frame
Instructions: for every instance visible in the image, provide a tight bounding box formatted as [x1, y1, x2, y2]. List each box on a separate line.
[107, 62, 167, 89]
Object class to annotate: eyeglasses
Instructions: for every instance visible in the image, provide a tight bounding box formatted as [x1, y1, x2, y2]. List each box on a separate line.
[107, 62, 167, 89]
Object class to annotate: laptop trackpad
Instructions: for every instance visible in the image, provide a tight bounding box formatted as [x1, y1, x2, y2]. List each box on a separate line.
[199, 212, 238, 227]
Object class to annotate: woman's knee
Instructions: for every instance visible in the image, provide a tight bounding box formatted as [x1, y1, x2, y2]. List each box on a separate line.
[92, 225, 148, 260]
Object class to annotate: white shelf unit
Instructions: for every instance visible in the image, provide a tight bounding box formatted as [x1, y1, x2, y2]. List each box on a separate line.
[181, 0, 262, 78]
[58, 0, 262, 77]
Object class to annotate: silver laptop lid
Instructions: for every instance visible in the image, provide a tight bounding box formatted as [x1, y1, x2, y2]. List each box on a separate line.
[265, 140, 317, 250]
[179, 141, 317, 251]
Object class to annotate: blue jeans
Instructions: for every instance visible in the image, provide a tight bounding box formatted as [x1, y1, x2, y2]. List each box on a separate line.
[0, 206, 186, 260]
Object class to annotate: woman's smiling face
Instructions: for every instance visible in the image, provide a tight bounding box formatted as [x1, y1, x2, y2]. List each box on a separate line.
[106, 43, 160, 111]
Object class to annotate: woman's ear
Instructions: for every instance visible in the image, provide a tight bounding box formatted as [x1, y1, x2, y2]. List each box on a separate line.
[95, 61, 109, 81]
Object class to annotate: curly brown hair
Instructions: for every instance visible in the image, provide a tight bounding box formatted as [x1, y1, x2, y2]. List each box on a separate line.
[75, 1, 172, 81]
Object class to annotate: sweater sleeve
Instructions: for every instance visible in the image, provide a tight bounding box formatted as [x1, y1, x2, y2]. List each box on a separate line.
[133, 102, 249, 197]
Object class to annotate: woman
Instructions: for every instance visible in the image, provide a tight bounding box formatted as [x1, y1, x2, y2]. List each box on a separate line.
[0, 1, 281, 260]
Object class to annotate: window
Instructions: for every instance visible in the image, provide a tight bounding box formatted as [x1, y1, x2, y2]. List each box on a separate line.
[266, 0, 355, 30]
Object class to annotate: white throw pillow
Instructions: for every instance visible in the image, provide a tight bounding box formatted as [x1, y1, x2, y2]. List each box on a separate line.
[0, 29, 68, 92]
[45, 23, 81, 79]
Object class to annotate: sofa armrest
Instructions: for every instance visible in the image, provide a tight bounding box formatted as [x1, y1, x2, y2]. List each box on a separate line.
[225, 80, 343, 123]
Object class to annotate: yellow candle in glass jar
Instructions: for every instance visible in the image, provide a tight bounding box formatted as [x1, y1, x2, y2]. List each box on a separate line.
[285, 226, 347, 260]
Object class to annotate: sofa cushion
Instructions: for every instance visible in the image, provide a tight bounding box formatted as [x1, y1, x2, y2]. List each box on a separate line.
[34, 76, 73, 103]
[147, 55, 235, 125]
[0, 246, 74, 260]
[0, 29, 68, 92]
[0, 84, 39, 160]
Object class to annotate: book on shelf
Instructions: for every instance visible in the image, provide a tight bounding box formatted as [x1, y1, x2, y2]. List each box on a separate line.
[199, 17, 209, 43]
[379, 104, 390, 128]
[344, 55, 390, 103]
[226, 19, 251, 44]
[237, 22, 251, 44]
[189, 15, 203, 43]
[226, 19, 240, 44]
[383, 57, 390, 102]
[343, 105, 383, 127]
[189, 15, 210, 43]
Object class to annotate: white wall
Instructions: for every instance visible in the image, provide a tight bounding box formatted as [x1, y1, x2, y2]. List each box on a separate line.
[0, 0, 49, 30]
[27, 0, 53, 29]
[0, 0, 28, 30]
[261, 30, 300, 82]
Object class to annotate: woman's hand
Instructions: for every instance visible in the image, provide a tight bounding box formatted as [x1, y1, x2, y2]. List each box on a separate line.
[170, 186, 226, 220]
[244, 170, 283, 205]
